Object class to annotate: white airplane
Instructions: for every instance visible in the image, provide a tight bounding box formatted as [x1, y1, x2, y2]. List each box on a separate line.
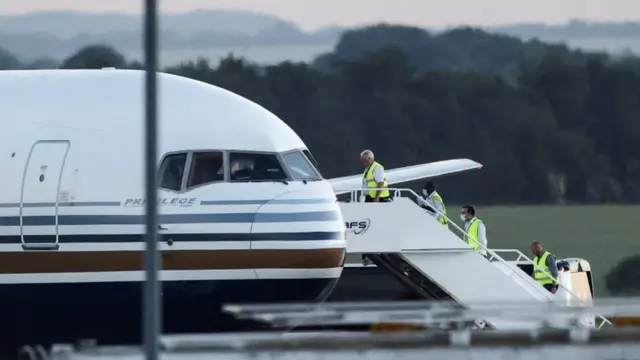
[0, 69, 481, 348]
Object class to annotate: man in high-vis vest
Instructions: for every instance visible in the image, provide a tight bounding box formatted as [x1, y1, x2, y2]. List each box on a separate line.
[419, 181, 448, 228]
[460, 205, 487, 256]
[530, 241, 558, 293]
[360, 149, 391, 202]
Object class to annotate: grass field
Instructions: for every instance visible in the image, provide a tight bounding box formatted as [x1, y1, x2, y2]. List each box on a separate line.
[348, 205, 640, 297]
[473, 205, 639, 297]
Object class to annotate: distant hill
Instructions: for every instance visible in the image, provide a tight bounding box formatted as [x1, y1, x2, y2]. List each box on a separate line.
[0, 10, 284, 37]
[0, 45, 20, 69]
[312, 25, 623, 82]
[489, 19, 640, 40]
[0, 10, 345, 64]
[0, 11, 640, 65]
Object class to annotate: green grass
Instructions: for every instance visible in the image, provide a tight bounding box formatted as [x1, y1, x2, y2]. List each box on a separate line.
[347, 205, 640, 297]
[469, 205, 640, 297]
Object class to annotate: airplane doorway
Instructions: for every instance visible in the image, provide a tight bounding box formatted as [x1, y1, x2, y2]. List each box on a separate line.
[19, 140, 70, 250]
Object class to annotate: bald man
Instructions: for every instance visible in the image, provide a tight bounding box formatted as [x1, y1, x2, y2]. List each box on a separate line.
[530, 242, 559, 293]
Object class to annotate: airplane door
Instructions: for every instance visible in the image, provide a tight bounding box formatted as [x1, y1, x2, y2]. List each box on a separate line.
[19, 140, 71, 250]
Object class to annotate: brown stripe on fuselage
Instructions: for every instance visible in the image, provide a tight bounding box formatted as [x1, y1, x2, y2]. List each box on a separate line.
[0, 248, 346, 274]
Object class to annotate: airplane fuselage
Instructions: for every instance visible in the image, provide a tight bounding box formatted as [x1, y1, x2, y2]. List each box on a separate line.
[0, 187, 344, 348]
[0, 69, 346, 349]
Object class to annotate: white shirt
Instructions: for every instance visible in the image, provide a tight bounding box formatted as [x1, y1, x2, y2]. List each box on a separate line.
[464, 217, 488, 254]
[372, 166, 384, 183]
[420, 192, 444, 218]
[362, 164, 385, 188]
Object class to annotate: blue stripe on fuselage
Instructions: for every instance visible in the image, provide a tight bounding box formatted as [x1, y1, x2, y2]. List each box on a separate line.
[0, 231, 346, 244]
[0, 211, 341, 227]
[0, 198, 336, 208]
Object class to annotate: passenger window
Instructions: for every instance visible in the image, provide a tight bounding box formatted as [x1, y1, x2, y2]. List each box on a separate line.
[282, 151, 321, 181]
[158, 153, 187, 191]
[229, 152, 286, 181]
[187, 151, 224, 188]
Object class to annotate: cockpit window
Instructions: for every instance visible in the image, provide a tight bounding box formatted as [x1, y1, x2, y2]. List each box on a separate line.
[158, 153, 187, 191]
[187, 151, 224, 188]
[303, 150, 323, 177]
[282, 151, 321, 181]
[229, 152, 286, 181]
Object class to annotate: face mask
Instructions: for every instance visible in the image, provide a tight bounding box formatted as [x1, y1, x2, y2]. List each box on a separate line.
[460, 214, 466, 221]
[422, 189, 428, 197]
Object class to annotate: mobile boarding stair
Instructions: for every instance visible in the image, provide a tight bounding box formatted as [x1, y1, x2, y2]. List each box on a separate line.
[337, 188, 611, 330]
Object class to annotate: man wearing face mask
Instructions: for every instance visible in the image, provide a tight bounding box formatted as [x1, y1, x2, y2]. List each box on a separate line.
[418, 181, 448, 228]
[460, 205, 487, 256]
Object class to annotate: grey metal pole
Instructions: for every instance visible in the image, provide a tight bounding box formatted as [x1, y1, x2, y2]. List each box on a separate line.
[143, 0, 160, 359]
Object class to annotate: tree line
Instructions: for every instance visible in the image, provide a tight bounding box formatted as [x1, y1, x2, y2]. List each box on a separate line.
[2, 25, 640, 205]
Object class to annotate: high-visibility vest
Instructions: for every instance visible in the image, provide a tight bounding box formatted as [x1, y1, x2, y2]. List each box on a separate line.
[363, 161, 390, 198]
[464, 218, 484, 253]
[429, 191, 448, 228]
[533, 251, 555, 286]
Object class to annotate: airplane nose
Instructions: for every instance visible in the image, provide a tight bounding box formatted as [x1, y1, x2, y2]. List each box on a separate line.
[249, 187, 346, 302]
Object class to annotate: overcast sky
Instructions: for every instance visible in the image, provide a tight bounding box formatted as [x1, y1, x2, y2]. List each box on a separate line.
[2, 0, 638, 30]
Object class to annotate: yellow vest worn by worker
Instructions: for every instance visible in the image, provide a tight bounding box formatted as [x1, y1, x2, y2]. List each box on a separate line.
[533, 251, 555, 286]
[363, 161, 390, 198]
[429, 191, 448, 228]
[464, 218, 485, 254]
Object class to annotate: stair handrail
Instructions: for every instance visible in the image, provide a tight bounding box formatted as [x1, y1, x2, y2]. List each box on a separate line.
[404, 188, 612, 329]
[345, 187, 562, 293]
[343, 188, 612, 328]
[488, 248, 611, 329]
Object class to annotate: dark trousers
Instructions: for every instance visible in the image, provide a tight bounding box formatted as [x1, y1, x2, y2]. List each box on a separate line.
[543, 284, 556, 293]
[364, 195, 391, 203]
[362, 195, 390, 264]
